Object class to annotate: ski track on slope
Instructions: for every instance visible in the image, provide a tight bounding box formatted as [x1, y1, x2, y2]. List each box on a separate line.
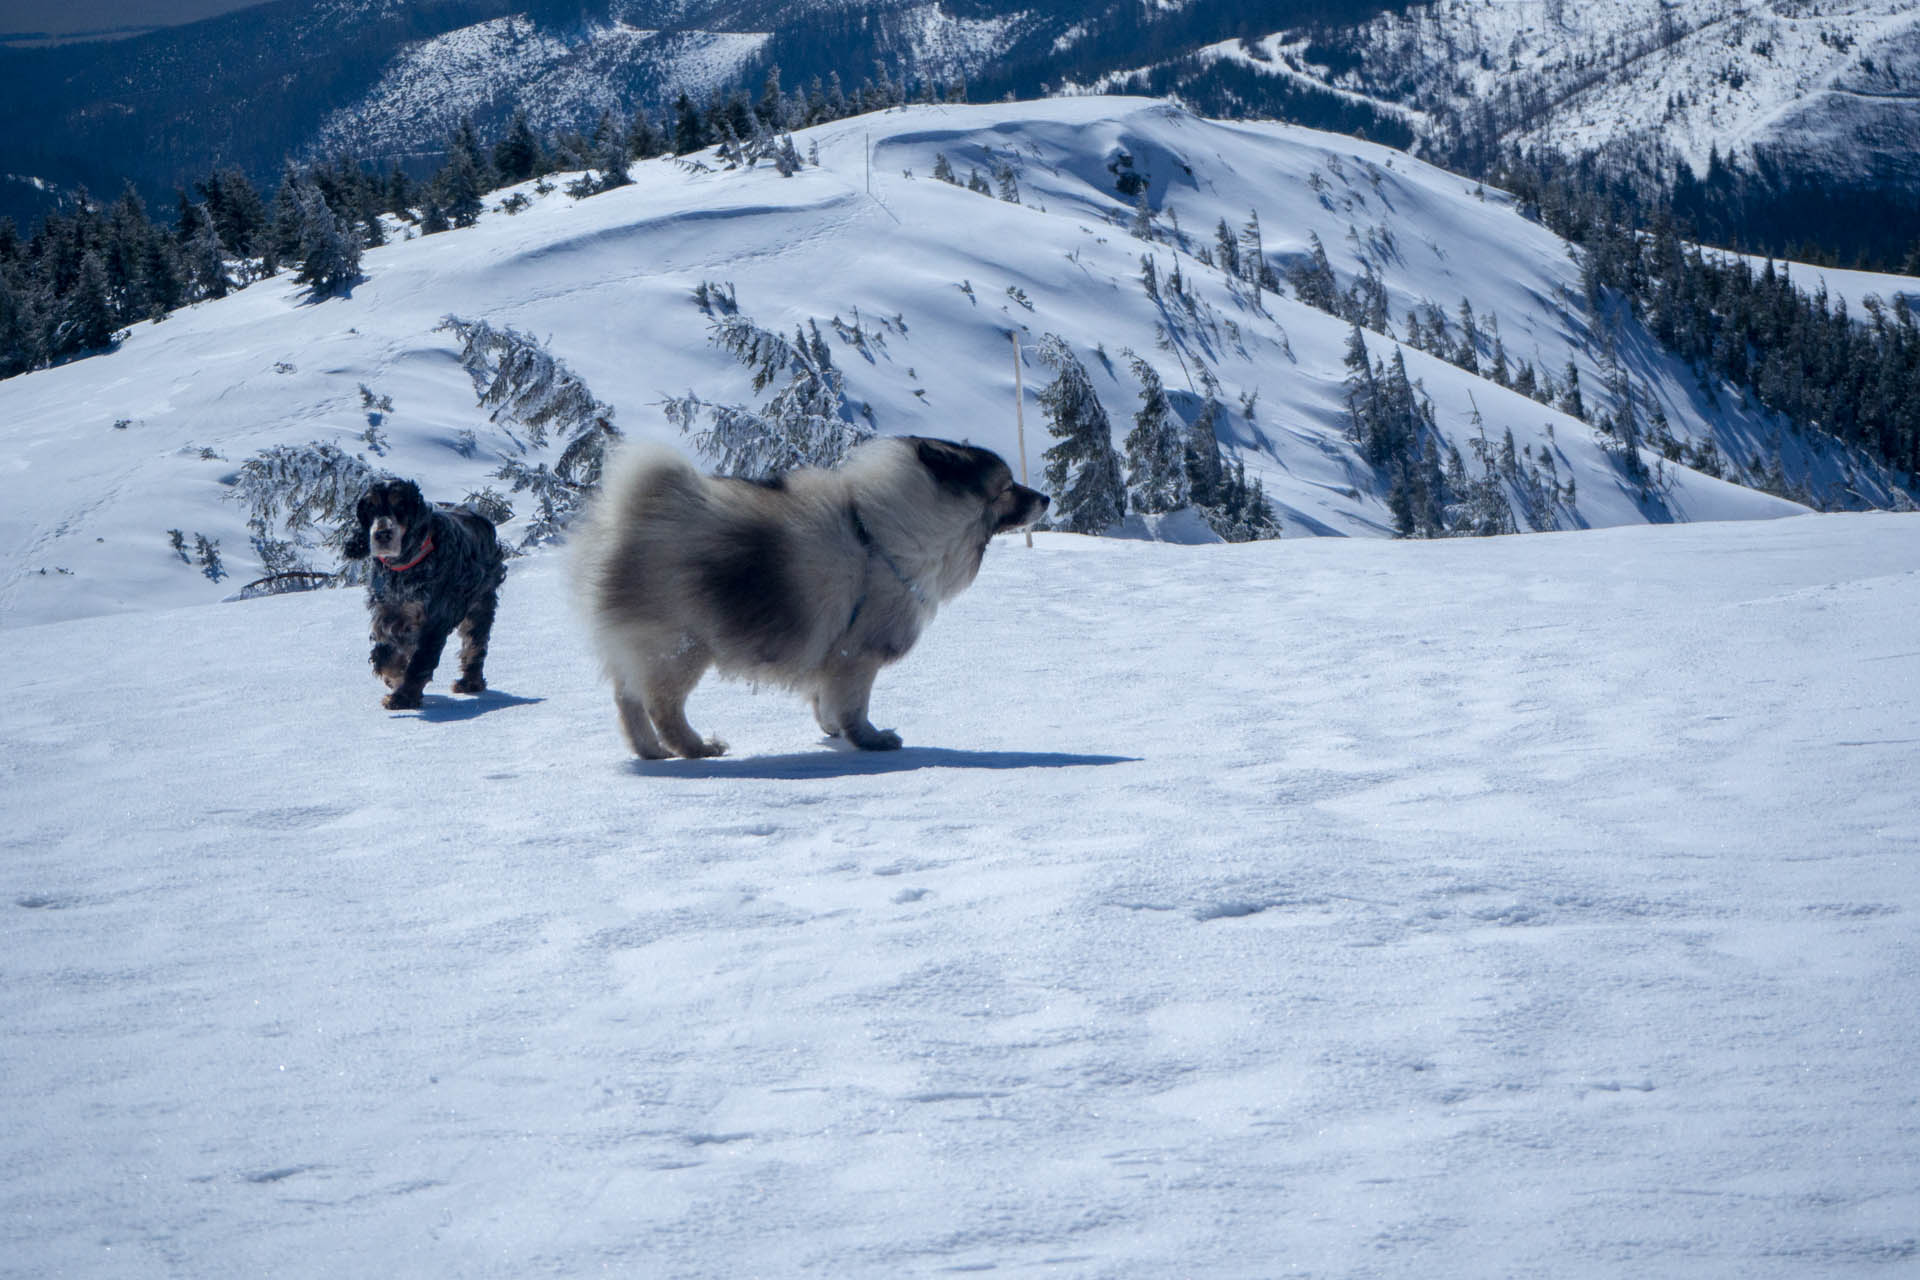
[3, 516, 1918, 1277]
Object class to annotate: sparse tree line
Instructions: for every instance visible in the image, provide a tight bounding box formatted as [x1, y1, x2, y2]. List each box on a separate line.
[1031, 333, 1281, 542]
[1495, 156, 1920, 483]
[0, 65, 953, 384]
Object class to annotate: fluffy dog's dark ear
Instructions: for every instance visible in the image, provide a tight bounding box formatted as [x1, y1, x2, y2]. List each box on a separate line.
[394, 479, 428, 523]
[343, 493, 374, 559]
[909, 437, 997, 495]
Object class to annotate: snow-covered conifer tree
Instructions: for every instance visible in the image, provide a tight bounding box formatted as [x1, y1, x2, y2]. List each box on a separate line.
[1558, 360, 1585, 420]
[65, 252, 117, 351]
[1454, 299, 1481, 373]
[1036, 334, 1125, 534]
[493, 109, 541, 184]
[1185, 395, 1225, 508]
[1129, 193, 1155, 241]
[593, 115, 633, 191]
[188, 218, 231, 300]
[1123, 353, 1189, 513]
[995, 163, 1020, 204]
[773, 135, 803, 177]
[1214, 219, 1241, 277]
[1286, 231, 1339, 314]
[439, 120, 488, 227]
[1240, 210, 1277, 292]
[292, 185, 361, 297]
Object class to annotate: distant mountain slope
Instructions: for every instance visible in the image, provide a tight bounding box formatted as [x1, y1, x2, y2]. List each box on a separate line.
[5, 0, 1914, 256]
[1095, 1, 1920, 209]
[9, 97, 1899, 630]
[0, 0, 1411, 229]
[0, 0, 513, 224]
[1329, 0, 1918, 179]
[306, 15, 771, 162]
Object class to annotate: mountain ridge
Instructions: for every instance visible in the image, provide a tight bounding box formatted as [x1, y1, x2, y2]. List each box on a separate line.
[10, 96, 1909, 629]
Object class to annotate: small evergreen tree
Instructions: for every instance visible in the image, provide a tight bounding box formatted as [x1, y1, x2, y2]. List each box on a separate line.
[493, 109, 542, 185]
[773, 135, 803, 177]
[1035, 334, 1125, 534]
[65, 252, 117, 353]
[592, 114, 633, 192]
[1214, 218, 1241, 277]
[673, 93, 707, 154]
[292, 184, 361, 296]
[1123, 353, 1189, 513]
[995, 163, 1020, 204]
[438, 119, 488, 227]
[1286, 231, 1339, 314]
[1184, 395, 1225, 508]
[1129, 192, 1155, 241]
[1558, 360, 1585, 419]
[627, 114, 666, 161]
[1454, 299, 1481, 373]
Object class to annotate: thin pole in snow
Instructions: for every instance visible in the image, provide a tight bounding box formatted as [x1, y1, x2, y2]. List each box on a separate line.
[1011, 330, 1032, 549]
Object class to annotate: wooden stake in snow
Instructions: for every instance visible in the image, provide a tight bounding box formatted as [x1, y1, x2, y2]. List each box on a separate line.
[1011, 330, 1032, 549]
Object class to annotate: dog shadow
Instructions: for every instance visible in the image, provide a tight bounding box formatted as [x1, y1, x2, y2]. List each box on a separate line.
[401, 691, 545, 722]
[629, 744, 1138, 780]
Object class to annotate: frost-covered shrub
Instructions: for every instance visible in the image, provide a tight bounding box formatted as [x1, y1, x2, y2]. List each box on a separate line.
[228, 440, 375, 576]
[664, 288, 871, 478]
[439, 316, 623, 546]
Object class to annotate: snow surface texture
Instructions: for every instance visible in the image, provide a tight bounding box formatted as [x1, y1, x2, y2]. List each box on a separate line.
[13, 96, 1901, 632]
[4, 514, 1918, 1276]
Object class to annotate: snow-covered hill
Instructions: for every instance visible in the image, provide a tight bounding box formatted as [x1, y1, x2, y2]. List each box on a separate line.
[1104, 0, 1920, 190]
[11, 97, 1908, 631]
[5, 506, 1918, 1276]
[307, 14, 770, 162]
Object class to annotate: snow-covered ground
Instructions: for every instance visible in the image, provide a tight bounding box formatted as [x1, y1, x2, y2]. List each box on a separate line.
[5, 102, 1917, 1270]
[15, 96, 1909, 633]
[4, 512, 1918, 1276]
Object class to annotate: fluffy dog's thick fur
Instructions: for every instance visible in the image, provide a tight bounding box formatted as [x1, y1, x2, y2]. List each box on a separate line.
[571, 436, 1048, 757]
[344, 478, 508, 710]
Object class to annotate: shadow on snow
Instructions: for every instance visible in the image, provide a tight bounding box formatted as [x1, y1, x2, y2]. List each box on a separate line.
[400, 690, 546, 722]
[628, 745, 1139, 780]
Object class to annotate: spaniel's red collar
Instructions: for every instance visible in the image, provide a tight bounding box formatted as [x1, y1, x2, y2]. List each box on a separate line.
[377, 534, 435, 572]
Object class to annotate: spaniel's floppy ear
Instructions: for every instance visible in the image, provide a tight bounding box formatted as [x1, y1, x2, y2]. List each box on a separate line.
[342, 493, 374, 560]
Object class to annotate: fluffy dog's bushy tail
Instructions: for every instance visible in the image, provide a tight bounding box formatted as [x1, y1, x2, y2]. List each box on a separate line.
[568, 443, 702, 618]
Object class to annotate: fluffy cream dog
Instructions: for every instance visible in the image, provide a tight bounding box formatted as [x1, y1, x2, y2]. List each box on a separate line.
[571, 436, 1048, 757]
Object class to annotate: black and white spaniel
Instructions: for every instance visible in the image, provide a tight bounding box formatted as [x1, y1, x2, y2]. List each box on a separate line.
[344, 478, 507, 710]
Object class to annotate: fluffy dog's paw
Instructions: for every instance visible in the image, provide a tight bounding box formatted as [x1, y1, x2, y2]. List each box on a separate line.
[682, 736, 729, 759]
[382, 689, 423, 711]
[450, 677, 486, 695]
[848, 725, 903, 751]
